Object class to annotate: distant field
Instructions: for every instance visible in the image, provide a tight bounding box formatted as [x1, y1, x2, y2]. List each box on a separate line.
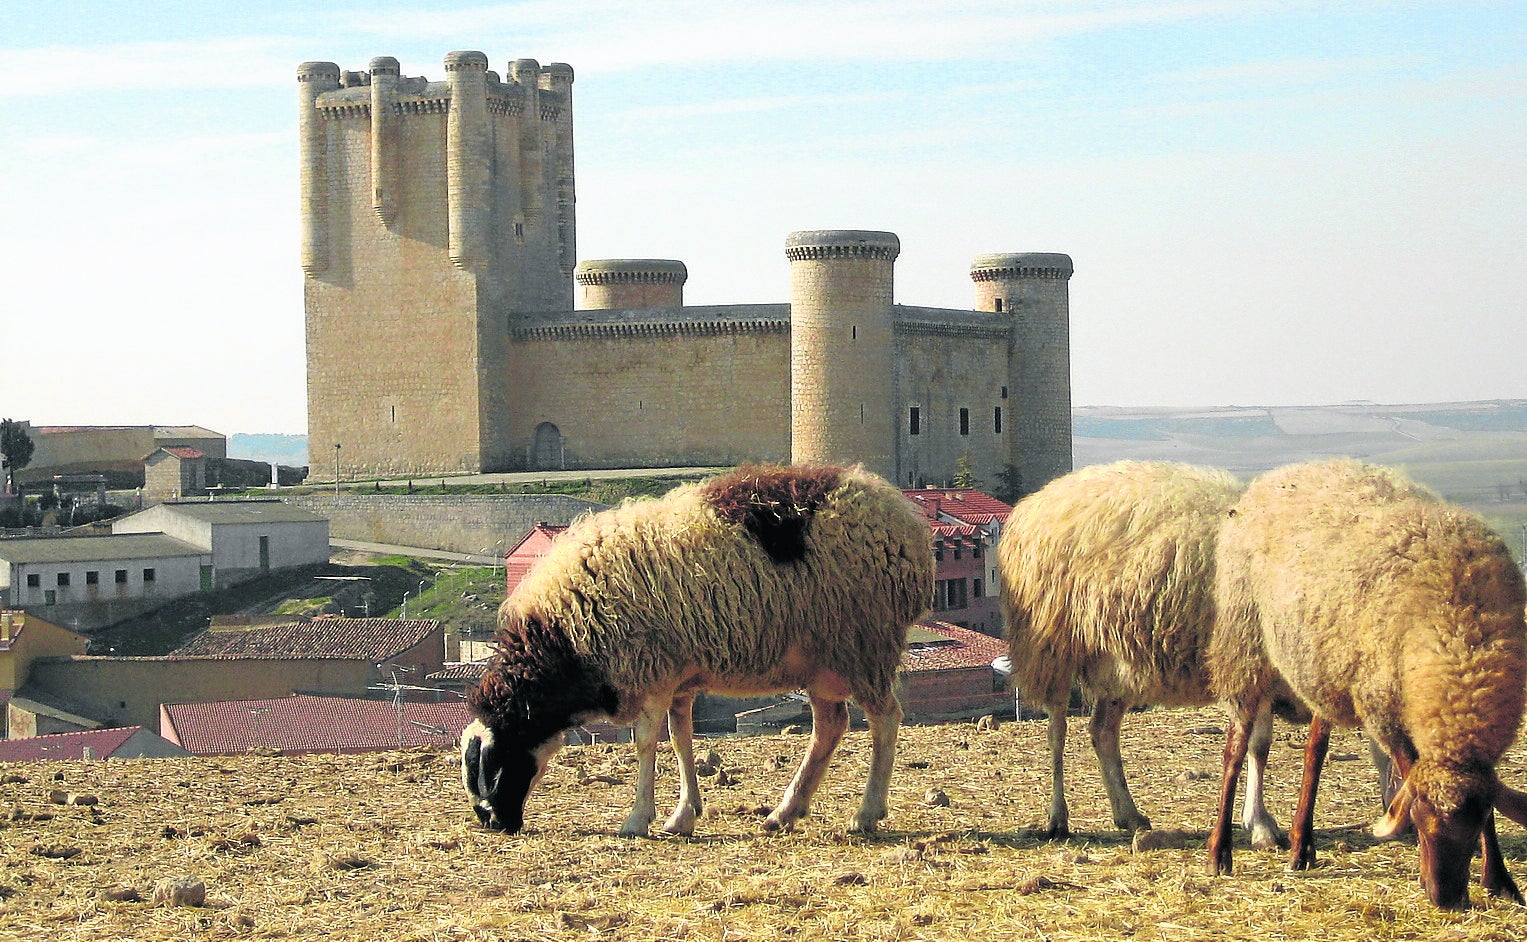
[1074, 401, 1527, 563]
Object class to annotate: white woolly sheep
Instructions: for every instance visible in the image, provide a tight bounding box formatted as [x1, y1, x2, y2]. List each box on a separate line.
[997, 460, 1288, 846]
[461, 463, 934, 837]
[1208, 459, 1527, 909]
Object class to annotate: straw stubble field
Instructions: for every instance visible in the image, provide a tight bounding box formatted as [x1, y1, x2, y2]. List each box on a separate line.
[4, 708, 1527, 941]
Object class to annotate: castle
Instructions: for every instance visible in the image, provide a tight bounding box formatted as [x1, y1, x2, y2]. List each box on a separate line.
[300, 52, 1074, 492]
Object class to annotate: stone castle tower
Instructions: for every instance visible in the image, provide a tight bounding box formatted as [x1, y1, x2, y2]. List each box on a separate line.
[301, 52, 1073, 493]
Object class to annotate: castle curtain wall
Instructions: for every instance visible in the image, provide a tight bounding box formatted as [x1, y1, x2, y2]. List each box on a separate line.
[896, 313, 1014, 489]
[504, 323, 790, 470]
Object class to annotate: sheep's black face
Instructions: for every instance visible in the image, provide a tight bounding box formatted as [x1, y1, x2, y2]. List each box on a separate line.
[1412, 790, 1489, 910]
[461, 718, 560, 833]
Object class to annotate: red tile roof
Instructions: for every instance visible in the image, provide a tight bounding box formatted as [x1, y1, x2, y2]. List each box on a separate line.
[427, 661, 491, 682]
[903, 488, 1014, 526]
[159, 446, 205, 460]
[505, 523, 568, 596]
[171, 618, 439, 661]
[162, 695, 472, 756]
[901, 620, 1007, 673]
[0, 726, 143, 762]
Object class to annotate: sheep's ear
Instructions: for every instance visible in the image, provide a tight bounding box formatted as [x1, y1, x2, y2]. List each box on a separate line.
[1374, 778, 1416, 839]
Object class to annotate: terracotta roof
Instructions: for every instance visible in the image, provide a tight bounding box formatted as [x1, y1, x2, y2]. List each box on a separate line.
[427, 661, 491, 682]
[903, 488, 1014, 525]
[901, 620, 1007, 673]
[157, 446, 205, 460]
[932, 524, 984, 540]
[162, 696, 472, 756]
[0, 726, 143, 762]
[172, 618, 438, 661]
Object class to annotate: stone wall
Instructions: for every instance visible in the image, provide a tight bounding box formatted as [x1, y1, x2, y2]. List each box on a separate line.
[283, 493, 604, 556]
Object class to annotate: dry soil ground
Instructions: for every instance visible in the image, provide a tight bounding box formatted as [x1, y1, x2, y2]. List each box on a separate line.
[5, 707, 1527, 941]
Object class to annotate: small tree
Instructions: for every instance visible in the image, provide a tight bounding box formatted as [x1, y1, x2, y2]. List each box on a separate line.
[0, 419, 34, 494]
[993, 463, 1026, 505]
[953, 451, 980, 489]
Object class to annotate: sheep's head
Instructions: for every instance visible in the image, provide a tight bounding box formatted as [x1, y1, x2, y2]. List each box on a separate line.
[1373, 762, 1495, 910]
[461, 610, 619, 833]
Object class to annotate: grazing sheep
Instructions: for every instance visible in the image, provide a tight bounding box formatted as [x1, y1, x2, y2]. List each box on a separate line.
[1208, 459, 1527, 909]
[461, 463, 934, 837]
[997, 461, 1287, 846]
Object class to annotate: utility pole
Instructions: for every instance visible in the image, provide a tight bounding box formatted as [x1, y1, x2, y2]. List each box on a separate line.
[333, 443, 341, 499]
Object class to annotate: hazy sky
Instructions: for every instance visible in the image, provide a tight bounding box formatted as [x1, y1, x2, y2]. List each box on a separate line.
[2, 1, 1523, 435]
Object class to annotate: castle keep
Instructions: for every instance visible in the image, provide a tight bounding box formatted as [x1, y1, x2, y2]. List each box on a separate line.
[301, 52, 1073, 491]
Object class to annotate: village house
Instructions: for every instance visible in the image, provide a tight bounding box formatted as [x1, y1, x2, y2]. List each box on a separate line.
[111, 500, 329, 589]
[0, 725, 188, 761]
[161, 694, 469, 756]
[902, 487, 1014, 637]
[11, 617, 444, 735]
[142, 446, 208, 499]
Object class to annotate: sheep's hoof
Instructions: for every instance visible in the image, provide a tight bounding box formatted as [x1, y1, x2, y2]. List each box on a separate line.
[763, 809, 803, 833]
[1042, 823, 1071, 842]
[848, 816, 881, 835]
[618, 814, 654, 838]
[1252, 830, 1288, 852]
[1116, 813, 1151, 833]
[661, 808, 698, 837]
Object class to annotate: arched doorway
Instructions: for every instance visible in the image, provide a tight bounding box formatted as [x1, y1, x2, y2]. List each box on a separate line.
[532, 422, 564, 471]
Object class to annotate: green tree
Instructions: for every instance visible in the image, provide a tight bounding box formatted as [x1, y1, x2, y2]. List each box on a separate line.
[0, 419, 34, 493]
[953, 451, 979, 489]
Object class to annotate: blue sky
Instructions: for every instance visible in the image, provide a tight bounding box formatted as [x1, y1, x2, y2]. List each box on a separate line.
[2, 1, 1523, 435]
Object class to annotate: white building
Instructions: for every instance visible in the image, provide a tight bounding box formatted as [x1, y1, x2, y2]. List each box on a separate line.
[0, 534, 211, 629]
[111, 500, 330, 589]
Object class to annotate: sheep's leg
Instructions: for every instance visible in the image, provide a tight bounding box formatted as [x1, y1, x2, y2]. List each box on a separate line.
[661, 692, 702, 836]
[1207, 712, 1253, 876]
[619, 700, 666, 837]
[850, 697, 903, 834]
[1479, 810, 1523, 904]
[1242, 702, 1287, 851]
[1091, 697, 1150, 832]
[1046, 708, 1071, 840]
[764, 695, 850, 833]
[1288, 715, 1332, 871]
[1497, 784, 1527, 830]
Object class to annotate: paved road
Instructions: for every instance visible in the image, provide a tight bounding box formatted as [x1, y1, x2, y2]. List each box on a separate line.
[330, 538, 506, 567]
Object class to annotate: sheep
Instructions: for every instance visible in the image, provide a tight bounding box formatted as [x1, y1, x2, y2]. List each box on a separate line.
[1207, 458, 1527, 909]
[461, 463, 934, 838]
[997, 460, 1289, 846]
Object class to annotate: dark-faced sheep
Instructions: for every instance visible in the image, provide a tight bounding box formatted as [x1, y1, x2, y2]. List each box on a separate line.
[997, 461, 1288, 845]
[461, 464, 934, 837]
[1208, 459, 1527, 909]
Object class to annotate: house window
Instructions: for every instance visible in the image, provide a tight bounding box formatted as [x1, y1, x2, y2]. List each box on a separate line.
[143, 568, 156, 583]
[953, 544, 962, 560]
[973, 578, 984, 598]
[26, 574, 39, 588]
[972, 544, 982, 559]
[115, 569, 128, 584]
[994, 406, 1003, 434]
[1001, 386, 1008, 399]
[933, 543, 943, 561]
[86, 571, 99, 586]
[57, 572, 70, 587]
[909, 407, 921, 436]
[933, 578, 968, 611]
[959, 408, 970, 436]
[994, 298, 1003, 313]
[44, 590, 55, 606]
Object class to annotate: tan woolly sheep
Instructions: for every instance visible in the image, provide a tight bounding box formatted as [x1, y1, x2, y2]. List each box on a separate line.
[461, 464, 934, 837]
[997, 461, 1288, 846]
[1208, 459, 1527, 910]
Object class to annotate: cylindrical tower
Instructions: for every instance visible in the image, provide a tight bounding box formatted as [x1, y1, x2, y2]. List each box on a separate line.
[787, 230, 900, 481]
[970, 252, 1074, 494]
[369, 56, 400, 226]
[445, 50, 491, 271]
[541, 62, 576, 279]
[574, 260, 687, 310]
[297, 61, 341, 276]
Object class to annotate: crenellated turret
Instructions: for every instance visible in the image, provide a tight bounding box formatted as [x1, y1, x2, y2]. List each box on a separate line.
[446, 50, 491, 272]
[970, 252, 1075, 491]
[541, 62, 576, 278]
[787, 230, 900, 481]
[297, 61, 341, 275]
[575, 260, 686, 309]
[368, 56, 401, 226]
